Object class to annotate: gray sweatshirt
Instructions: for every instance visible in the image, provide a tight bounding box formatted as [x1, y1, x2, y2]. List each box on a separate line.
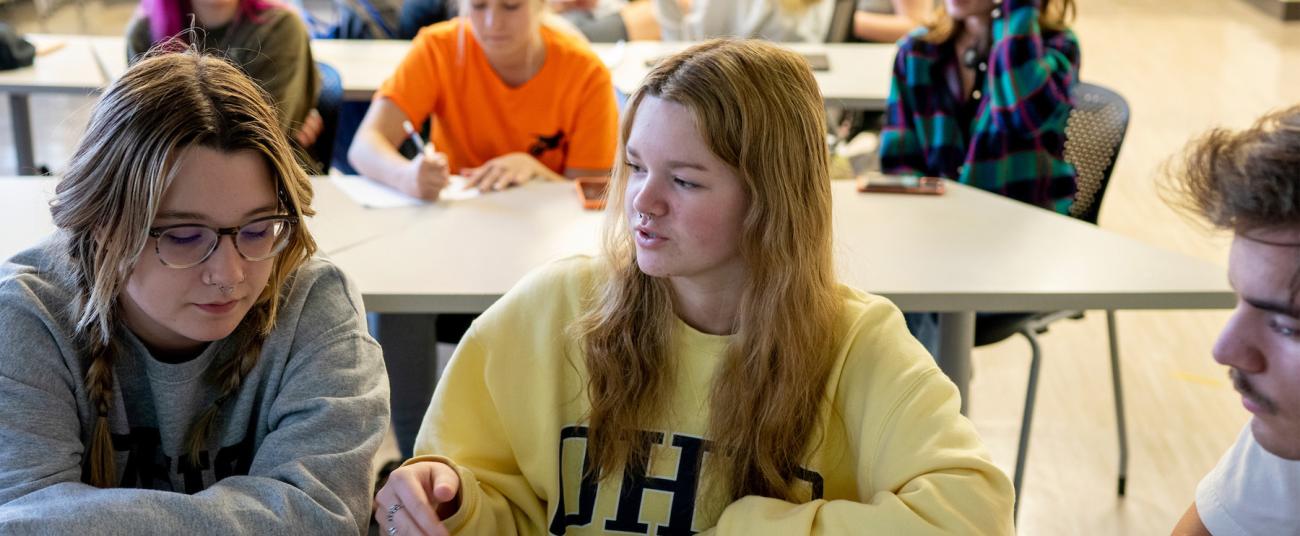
[0, 239, 390, 535]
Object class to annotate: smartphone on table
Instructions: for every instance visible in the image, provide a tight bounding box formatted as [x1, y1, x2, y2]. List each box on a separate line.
[855, 172, 946, 195]
[575, 177, 608, 210]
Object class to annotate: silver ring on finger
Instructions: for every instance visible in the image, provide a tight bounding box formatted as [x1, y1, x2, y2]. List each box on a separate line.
[387, 525, 398, 536]
[386, 503, 404, 523]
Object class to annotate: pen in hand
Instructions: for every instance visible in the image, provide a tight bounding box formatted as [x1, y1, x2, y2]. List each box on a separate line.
[402, 120, 429, 153]
[401, 120, 448, 199]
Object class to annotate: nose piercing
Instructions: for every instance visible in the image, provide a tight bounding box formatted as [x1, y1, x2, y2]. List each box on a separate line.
[218, 285, 234, 296]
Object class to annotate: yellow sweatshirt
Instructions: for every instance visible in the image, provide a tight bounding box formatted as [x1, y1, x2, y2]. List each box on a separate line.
[411, 256, 1015, 535]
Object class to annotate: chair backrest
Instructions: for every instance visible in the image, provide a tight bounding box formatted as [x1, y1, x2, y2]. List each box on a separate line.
[1064, 82, 1130, 225]
[311, 61, 343, 173]
[825, 0, 856, 43]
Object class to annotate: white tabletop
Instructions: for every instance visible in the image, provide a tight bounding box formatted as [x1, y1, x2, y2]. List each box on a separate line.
[89, 36, 407, 99]
[310, 39, 897, 108]
[76, 34, 895, 108]
[0, 177, 1234, 314]
[88, 36, 403, 100]
[603, 41, 896, 110]
[829, 182, 1233, 311]
[309, 38, 411, 100]
[313, 177, 1233, 313]
[315, 177, 605, 312]
[0, 178, 59, 258]
[85, 35, 129, 87]
[0, 175, 1233, 407]
[0, 35, 105, 94]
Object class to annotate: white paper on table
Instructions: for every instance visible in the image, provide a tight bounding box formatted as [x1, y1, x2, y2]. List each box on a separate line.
[332, 175, 479, 208]
[439, 176, 481, 201]
[598, 40, 626, 69]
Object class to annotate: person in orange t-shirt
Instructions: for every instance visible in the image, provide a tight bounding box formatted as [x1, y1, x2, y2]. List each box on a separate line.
[346, 0, 618, 462]
[347, 0, 618, 199]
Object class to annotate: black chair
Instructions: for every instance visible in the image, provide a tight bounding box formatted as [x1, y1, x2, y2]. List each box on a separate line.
[310, 61, 343, 174]
[975, 82, 1131, 516]
[825, 0, 856, 43]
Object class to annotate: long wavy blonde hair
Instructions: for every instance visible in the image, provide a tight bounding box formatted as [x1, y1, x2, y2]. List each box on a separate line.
[921, 0, 1075, 44]
[573, 38, 842, 503]
[50, 50, 318, 488]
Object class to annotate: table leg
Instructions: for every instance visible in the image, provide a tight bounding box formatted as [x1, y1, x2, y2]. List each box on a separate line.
[937, 311, 975, 415]
[370, 312, 440, 459]
[9, 93, 35, 174]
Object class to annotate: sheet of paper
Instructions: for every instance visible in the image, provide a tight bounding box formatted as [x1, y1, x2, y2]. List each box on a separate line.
[332, 175, 478, 208]
[597, 40, 626, 69]
[440, 176, 481, 201]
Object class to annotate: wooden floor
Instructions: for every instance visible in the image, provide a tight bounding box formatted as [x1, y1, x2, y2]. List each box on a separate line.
[4, 0, 1298, 533]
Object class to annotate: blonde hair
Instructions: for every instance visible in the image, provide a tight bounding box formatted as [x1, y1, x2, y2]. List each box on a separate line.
[454, 0, 546, 67]
[779, 0, 822, 13]
[921, 0, 1075, 44]
[50, 49, 318, 488]
[573, 38, 842, 502]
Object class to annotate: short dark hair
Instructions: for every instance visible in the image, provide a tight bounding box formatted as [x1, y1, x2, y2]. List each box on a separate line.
[1168, 106, 1300, 233]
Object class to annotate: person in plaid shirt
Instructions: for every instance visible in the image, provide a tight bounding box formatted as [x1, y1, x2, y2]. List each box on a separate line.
[880, 0, 1079, 214]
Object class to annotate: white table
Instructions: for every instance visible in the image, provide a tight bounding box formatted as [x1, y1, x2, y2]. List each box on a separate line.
[0, 176, 1235, 411]
[12, 33, 893, 190]
[0, 35, 106, 173]
[305, 39, 897, 108]
[305, 178, 1234, 309]
[602, 41, 895, 110]
[85, 35, 129, 90]
[311, 178, 1234, 410]
[308, 39, 412, 101]
[92, 36, 411, 101]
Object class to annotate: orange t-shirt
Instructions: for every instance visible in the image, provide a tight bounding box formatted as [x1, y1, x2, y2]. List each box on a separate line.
[378, 20, 618, 175]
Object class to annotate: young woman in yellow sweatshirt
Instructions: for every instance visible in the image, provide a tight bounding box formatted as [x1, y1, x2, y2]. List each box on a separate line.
[375, 38, 1016, 535]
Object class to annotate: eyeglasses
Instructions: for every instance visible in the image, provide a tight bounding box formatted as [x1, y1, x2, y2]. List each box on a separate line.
[147, 215, 298, 269]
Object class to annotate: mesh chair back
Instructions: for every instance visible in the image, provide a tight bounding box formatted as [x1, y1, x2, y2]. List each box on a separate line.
[1064, 82, 1130, 224]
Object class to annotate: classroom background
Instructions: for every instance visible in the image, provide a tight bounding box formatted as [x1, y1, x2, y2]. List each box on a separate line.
[2, 0, 1297, 533]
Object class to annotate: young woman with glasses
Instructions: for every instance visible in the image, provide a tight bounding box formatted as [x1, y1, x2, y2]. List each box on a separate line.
[374, 39, 1014, 535]
[0, 51, 389, 533]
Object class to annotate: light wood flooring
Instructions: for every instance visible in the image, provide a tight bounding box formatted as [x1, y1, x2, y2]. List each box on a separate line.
[3, 0, 1298, 533]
